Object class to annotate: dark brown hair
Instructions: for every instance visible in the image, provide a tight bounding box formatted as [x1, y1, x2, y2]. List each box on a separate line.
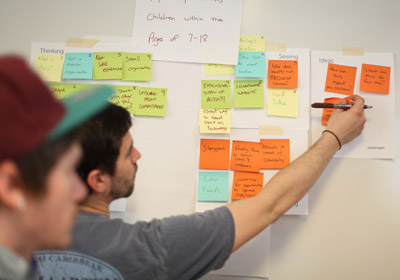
[16, 131, 78, 196]
[77, 104, 132, 192]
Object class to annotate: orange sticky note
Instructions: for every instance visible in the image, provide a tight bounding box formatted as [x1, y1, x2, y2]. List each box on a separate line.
[260, 139, 290, 169]
[325, 63, 357, 95]
[268, 60, 298, 88]
[232, 171, 264, 200]
[199, 139, 230, 170]
[321, 97, 351, 125]
[360, 64, 391, 94]
[230, 141, 262, 172]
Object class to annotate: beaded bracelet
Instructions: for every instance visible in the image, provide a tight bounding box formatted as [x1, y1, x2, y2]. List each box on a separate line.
[322, 130, 342, 150]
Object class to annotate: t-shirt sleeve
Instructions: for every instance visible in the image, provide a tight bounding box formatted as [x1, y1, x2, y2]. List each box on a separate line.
[156, 206, 235, 279]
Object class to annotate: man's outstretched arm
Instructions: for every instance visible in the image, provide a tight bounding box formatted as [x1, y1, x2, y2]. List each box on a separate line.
[227, 95, 366, 252]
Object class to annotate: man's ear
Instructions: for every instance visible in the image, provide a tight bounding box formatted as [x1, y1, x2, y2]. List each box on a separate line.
[0, 160, 25, 211]
[86, 169, 108, 194]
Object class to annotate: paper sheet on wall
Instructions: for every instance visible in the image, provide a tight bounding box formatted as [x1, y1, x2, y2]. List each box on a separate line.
[132, 0, 243, 64]
[311, 51, 395, 159]
[201, 48, 310, 130]
[31, 41, 142, 213]
[195, 128, 309, 215]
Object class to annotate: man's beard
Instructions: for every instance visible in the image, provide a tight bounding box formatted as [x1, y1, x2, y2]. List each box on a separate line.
[110, 165, 137, 200]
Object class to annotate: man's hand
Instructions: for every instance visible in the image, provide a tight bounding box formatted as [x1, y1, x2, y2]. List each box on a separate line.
[326, 95, 366, 146]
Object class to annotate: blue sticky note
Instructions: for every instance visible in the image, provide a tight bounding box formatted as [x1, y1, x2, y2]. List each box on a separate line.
[198, 172, 229, 202]
[235, 51, 266, 78]
[62, 53, 94, 79]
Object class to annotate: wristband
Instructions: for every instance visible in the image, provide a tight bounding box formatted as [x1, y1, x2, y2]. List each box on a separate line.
[322, 130, 342, 150]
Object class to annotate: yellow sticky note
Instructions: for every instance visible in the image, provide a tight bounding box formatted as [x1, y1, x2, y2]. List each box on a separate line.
[111, 86, 136, 114]
[199, 109, 230, 134]
[93, 52, 123, 80]
[49, 83, 91, 100]
[239, 35, 266, 52]
[34, 54, 65, 82]
[204, 64, 235, 76]
[267, 88, 298, 117]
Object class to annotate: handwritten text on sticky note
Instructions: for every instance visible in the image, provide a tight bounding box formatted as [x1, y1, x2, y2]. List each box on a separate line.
[267, 88, 298, 117]
[134, 87, 167, 117]
[93, 52, 123, 80]
[235, 52, 266, 78]
[199, 139, 230, 170]
[62, 53, 94, 80]
[325, 63, 357, 95]
[198, 172, 229, 202]
[199, 109, 230, 134]
[111, 86, 137, 114]
[233, 80, 264, 108]
[122, 53, 152, 81]
[201, 80, 231, 109]
[260, 139, 290, 169]
[232, 171, 264, 200]
[360, 64, 391, 94]
[49, 83, 90, 100]
[239, 35, 265, 52]
[230, 141, 262, 172]
[268, 60, 298, 88]
[34, 54, 65, 82]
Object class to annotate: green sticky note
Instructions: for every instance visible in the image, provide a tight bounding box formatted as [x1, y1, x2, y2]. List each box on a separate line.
[233, 80, 264, 108]
[48, 83, 91, 100]
[34, 54, 65, 82]
[122, 53, 152, 81]
[267, 88, 298, 117]
[201, 80, 231, 109]
[110, 86, 136, 114]
[134, 87, 167, 117]
[198, 172, 229, 202]
[235, 52, 266, 78]
[93, 52, 123, 80]
[62, 52, 94, 79]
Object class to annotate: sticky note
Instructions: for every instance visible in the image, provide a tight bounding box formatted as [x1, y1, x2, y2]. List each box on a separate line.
[267, 88, 298, 117]
[49, 83, 91, 100]
[93, 52, 123, 80]
[62, 53, 94, 79]
[321, 97, 351, 125]
[204, 64, 235, 76]
[199, 139, 230, 170]
[111, 86, 136, 114]
[260, 139, 290, 169]
[325, 63, 357, 95]
[230, 141, 262, 172]
[268, 60, 298, 88]
[239, 35, 266, 52]
[360, 64, 391, 94]
[122, 53, 152, 81]
[233, 80, 264, 108]
[199, 109, 230, 134]
[201, 80, 231, 109]
[235, 52, 266, 78]
[34, 54, 65, 82]
[232, 171, 264, 200]
[134, 87, 167, 117]
[198, 172, 229, 202]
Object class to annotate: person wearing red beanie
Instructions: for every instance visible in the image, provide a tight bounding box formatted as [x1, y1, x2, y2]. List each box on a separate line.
[0, 55, 114, 280]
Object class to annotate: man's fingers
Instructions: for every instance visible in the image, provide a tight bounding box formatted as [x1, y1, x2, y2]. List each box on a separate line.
[350, 95, 365, 111]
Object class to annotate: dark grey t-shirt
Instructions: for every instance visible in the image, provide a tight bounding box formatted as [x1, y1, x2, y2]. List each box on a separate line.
[34, 206, 235, 280]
